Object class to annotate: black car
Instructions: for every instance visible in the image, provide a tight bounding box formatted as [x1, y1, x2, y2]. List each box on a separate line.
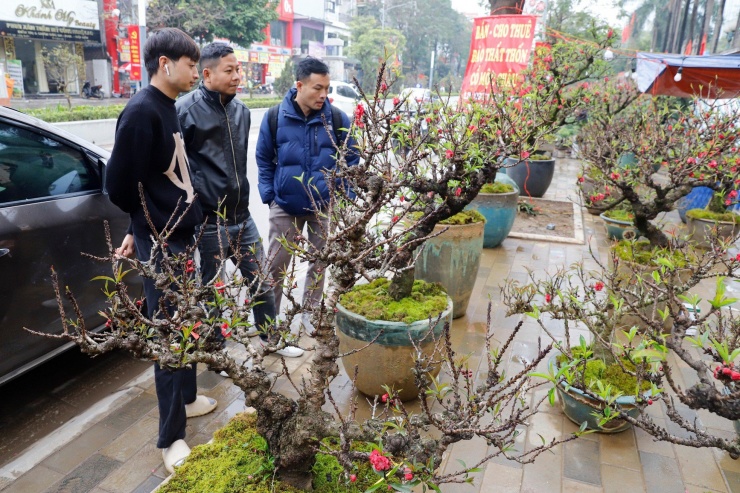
[0, 106, 135, 385]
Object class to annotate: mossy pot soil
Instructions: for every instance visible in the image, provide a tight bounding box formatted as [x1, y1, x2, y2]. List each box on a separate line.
[551, 355, 651, 433]
[480, 182, 515, 194]
[158, 412, 385, 493]
[686, 208, 740, 249]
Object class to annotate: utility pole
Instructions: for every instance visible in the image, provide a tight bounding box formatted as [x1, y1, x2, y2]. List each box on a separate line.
[138, 0, 148, 88]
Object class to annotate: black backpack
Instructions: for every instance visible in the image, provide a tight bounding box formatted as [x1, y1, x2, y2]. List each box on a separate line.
[267, 104, 345, 156]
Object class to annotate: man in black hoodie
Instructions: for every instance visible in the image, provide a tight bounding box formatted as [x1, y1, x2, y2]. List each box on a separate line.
[175, 43, 304, 359]
[106, 28, 213, 474]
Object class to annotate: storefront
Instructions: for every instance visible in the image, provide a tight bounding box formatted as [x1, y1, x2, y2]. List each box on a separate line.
[0, 0, 101, 97]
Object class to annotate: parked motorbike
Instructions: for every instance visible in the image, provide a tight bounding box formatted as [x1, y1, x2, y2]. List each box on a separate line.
[82, 81, 104, 99]
[258, 83, 273, 95]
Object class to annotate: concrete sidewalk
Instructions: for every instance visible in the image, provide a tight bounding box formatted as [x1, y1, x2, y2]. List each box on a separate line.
[1, 157, 740, 493]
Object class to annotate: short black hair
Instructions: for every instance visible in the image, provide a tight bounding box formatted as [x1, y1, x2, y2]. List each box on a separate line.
[295, 57, 329, 82]
[200, 42, 234, 71]
[144, 28, 200, 79]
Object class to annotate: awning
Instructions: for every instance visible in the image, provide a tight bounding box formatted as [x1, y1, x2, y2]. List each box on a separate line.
[118, 63, 131, 72]
[636, 52, 740, 99]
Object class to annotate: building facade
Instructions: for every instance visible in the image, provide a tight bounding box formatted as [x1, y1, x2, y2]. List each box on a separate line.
[0, 0, 102, 97]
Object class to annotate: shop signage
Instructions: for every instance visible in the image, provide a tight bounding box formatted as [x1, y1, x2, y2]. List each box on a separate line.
[127, 25, 141, 81]
[0, 0, 100, 42]
[459, 15, 537, 101]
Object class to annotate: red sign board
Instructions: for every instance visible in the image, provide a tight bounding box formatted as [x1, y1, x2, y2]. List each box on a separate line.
[460, 15, 537, 100]
[277, 0, 294, 21]
[128, 25, 142, 81]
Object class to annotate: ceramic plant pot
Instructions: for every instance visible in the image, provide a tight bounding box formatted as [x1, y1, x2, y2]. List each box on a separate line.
[600, 213, 637, 241]
[336, 297, 453, 402]
[504, 156, 556, 198]
[415, 221, 484, 318]
[469, 188, 519, 248]
[686, 214, 740, 249]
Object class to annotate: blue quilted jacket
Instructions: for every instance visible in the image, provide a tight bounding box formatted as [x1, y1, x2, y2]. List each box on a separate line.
[256, 88, 359, 216]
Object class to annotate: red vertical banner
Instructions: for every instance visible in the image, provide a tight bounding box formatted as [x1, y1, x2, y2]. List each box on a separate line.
[128, 25, 142, 81]
[459, 15, 537, 101]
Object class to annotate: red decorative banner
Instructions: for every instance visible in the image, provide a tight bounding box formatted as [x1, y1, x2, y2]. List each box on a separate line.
[127, 25, 142, 81]
[459, 15, 537, 101]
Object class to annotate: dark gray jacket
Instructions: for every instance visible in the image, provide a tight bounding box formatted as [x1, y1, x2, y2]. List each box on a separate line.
[176, 83, 251, 224]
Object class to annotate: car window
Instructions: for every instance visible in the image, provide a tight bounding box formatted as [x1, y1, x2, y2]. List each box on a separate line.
[337, 85, 357, 99]
[0, 121, 99, 206]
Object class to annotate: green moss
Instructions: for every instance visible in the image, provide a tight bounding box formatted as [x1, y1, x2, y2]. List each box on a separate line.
[158, 413, 383, 493]
[557, 351, 651, 396]
[408, 209, 485, 225]
[481, 182, 515, 194]
[686, 208, 740, 224]
[612, 240, 692, 268]
[339, 278, 448, 323]
[439, 209, 485, 225]
[602, 208, 634, 222]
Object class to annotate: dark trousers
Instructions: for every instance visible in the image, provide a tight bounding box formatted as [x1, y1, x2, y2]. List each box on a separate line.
[134, 233, 197, 449]
[197, 217, 276, 341]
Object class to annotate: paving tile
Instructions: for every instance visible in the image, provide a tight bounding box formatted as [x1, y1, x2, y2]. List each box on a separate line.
[684, 485, 726, 493]
[438, 436, 489, 491]
[99, 416, 159, 462]
[42, 422, 121, 474]
[0, 465, 64, 493]
[599, 428, 641, 470]
[562, 479, 602, 492]
[99, 393, 158, 432]
[48, 454, 121, 493]
[675, 445, 727, 492]
[715, 449, 740, 474]
[131, 475, 165, 493]
[640, 451, 685, 493]
[563, 439, 601, 486]
[634, 419, 675, 458]
[725, 470, 740, 493]
[602, 464, 646, 493]
[96, 442, 161, 493]
[526, 411, 564, 454]
[478, 462, 522, 493]
[520, 446, 561, 493]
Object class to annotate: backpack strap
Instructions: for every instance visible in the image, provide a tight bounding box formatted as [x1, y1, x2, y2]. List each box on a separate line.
[268, 104, 280, 156]
[269, 103, 345, 157]
[330, 105, 344, 145]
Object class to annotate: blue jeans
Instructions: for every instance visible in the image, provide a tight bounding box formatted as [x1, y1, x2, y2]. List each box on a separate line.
[197, 217, 276, 338]
[133, 233, 197, 449]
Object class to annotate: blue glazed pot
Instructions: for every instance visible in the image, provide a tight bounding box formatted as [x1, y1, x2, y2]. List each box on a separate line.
[336, 297, 453, 401]
[677, 187, 714, 223]
[600, 212, 637, 240]
[504, 156, 556, 198]
[415, 221, 484, 318]
[551, 356, 642, 433]
[469, 189, 519, 248]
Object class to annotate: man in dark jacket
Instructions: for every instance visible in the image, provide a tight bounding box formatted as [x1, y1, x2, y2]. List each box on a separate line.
[107, 28, 214, 474]
[256, 58, 359, 324]
[176, 42, 303, 358]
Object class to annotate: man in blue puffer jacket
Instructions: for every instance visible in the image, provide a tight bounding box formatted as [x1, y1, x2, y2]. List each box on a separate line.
[256, 57, 359, 324]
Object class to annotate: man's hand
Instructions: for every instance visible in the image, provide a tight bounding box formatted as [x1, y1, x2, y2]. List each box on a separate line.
[116, 234, 135, 258]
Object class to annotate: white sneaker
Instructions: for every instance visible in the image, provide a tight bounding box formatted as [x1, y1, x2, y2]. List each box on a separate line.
[261, 339, 305, 358]
[301, 313, 316, 336]
[276, 345, 305, 358]
[162, 439, 190, 474]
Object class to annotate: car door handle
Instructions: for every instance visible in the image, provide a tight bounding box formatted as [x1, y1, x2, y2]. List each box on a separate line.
[0, 248, 9, 258]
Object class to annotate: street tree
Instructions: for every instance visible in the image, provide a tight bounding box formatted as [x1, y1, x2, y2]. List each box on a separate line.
[147, 0, 277, 47]
[347, 17, 406, 92]
[41, 45, 85, 109]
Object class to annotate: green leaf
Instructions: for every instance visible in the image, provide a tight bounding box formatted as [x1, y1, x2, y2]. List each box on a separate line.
[651, 270, 661, 284]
